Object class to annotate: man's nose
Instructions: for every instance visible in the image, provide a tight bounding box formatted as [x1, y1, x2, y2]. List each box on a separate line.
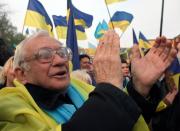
[51, 53, 68, 66]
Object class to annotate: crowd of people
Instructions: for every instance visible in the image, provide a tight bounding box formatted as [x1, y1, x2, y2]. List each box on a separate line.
[0, 30, 180, 131]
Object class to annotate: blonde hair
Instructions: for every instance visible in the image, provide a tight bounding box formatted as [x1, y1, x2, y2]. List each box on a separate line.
[71, 70, 92, 85]
[0, 56, 14, 85]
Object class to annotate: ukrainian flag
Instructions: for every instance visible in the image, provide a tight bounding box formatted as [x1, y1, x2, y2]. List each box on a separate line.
[94, 20, 109, 39]
[75, 25, 87, 40]
[52, 15, 87, 40]
[132, 28, 138, 45]
[24, 0, 54, 36]
[168, 57, 180, 88]
[73, 6, 93, 28]
[66, 0, 80, 70]
[105, 0, 127, 5]
[109, 11, 133, 32]
[52, 15, 67, 39]
[66, 4, 93, 29]
[139, 32, 152, 56]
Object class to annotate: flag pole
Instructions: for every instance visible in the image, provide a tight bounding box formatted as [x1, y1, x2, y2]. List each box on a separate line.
[159, 0, 165, 37]
[104, 0, 114, 29]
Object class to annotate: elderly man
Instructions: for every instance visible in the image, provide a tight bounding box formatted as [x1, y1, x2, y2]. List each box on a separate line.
[0, 30, 176, 131]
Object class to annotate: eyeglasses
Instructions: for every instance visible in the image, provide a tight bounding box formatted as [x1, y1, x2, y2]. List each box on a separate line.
[20, 47, 72, 64]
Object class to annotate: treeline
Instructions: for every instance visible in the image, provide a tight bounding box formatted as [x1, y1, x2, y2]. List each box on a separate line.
[0, 3, 25, 66]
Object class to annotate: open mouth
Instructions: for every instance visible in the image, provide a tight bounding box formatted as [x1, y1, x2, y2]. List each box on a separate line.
[49, 70, 68, 78]
[57, 70, 67, 76]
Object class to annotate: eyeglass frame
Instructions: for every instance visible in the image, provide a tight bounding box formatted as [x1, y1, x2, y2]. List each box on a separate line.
[19, 47, 72, 65]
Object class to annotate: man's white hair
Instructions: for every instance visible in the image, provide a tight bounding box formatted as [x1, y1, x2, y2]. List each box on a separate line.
[13, 31, 50, 71]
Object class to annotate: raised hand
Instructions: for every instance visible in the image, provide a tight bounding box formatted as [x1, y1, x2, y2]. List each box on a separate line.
[93, 30, 123, 89]
[131, 37, 177, 97]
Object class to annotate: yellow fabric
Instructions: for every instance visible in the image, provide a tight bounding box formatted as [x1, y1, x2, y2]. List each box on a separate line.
[0, 78, 149, 131]
[139, 39, 152, 57]
[172, 73, 180, 88]
[156, 101, 167, 112]
[106, 0, 126, 5]
[25, 10, 54, 37]
[55, 26, 87, 40]
[70, 76, 95, 100]
[132, 115, 150, 131]
[0, 78, 94, 131]
[0, 80, 60, 131]
[109, 21, 130, 32]
[69, 61, 73, 73]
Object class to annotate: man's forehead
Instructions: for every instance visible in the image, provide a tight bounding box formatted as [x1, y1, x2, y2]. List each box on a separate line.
[26, 36, 62, 50]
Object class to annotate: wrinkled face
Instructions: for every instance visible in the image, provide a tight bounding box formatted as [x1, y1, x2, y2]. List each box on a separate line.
[121, 63, 129, 77]
[80, 57, 91, 71]
[22, 36, 70, 91]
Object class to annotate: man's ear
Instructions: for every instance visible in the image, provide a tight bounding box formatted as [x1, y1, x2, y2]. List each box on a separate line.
[14, 68, 28, 84]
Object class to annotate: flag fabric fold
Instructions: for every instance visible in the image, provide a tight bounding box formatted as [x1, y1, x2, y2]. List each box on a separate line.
[109, 11, 133, 32]
[73, 7, 93, 28]
[132, 28, 138, 45]
[24, 0, 54, 36]
[94, 20, 109, 39]
[66, 0, 80, 70]
[52, 15, 67, 39]
[52, 15, 87, 40]
[139, 32, 152, 49]
[66, 4, 93, 28]
[138, 32, 152, 56]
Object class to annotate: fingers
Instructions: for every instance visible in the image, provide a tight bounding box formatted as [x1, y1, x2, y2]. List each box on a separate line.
[154, 36, 167, 56]
[93, 30, 122, 88]
[159, 40, 172, 61]
[164, 47, 177, 66]
[98, 30, 120, 59]
[152, 36, 177, 66]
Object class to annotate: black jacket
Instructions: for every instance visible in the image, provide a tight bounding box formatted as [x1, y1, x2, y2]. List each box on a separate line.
[62, 83, 141, 131]
[151, 91, 180, 131]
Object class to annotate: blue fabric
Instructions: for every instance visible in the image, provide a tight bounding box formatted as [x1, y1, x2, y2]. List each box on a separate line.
[45, 85, 85, 124]
[66, 0, 80, 70]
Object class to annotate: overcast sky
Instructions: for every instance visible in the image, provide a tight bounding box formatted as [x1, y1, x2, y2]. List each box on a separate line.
[1, 0, 180, 48]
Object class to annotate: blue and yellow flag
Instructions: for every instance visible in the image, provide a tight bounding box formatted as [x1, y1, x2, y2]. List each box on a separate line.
[52, 15, 67, 39]
[94, 22, 103, 39]
[52, 15, 87, 40]
[66, 0, 80, 70]
[132, 28, 138, 45]
[139, 32, 152, 48]
[66, 4, 93, 29]
[73, 6, 93, 28]
[105, 0, 127, 5]
[75, 25, 87, 40]
[109, 11, 133, 32]
[94, 20, 109, 39]
[138, 32, 152, 56]
[168, 57, 180, 88]
[101, 20, 109, 32]
[24, 0, 54, 36]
